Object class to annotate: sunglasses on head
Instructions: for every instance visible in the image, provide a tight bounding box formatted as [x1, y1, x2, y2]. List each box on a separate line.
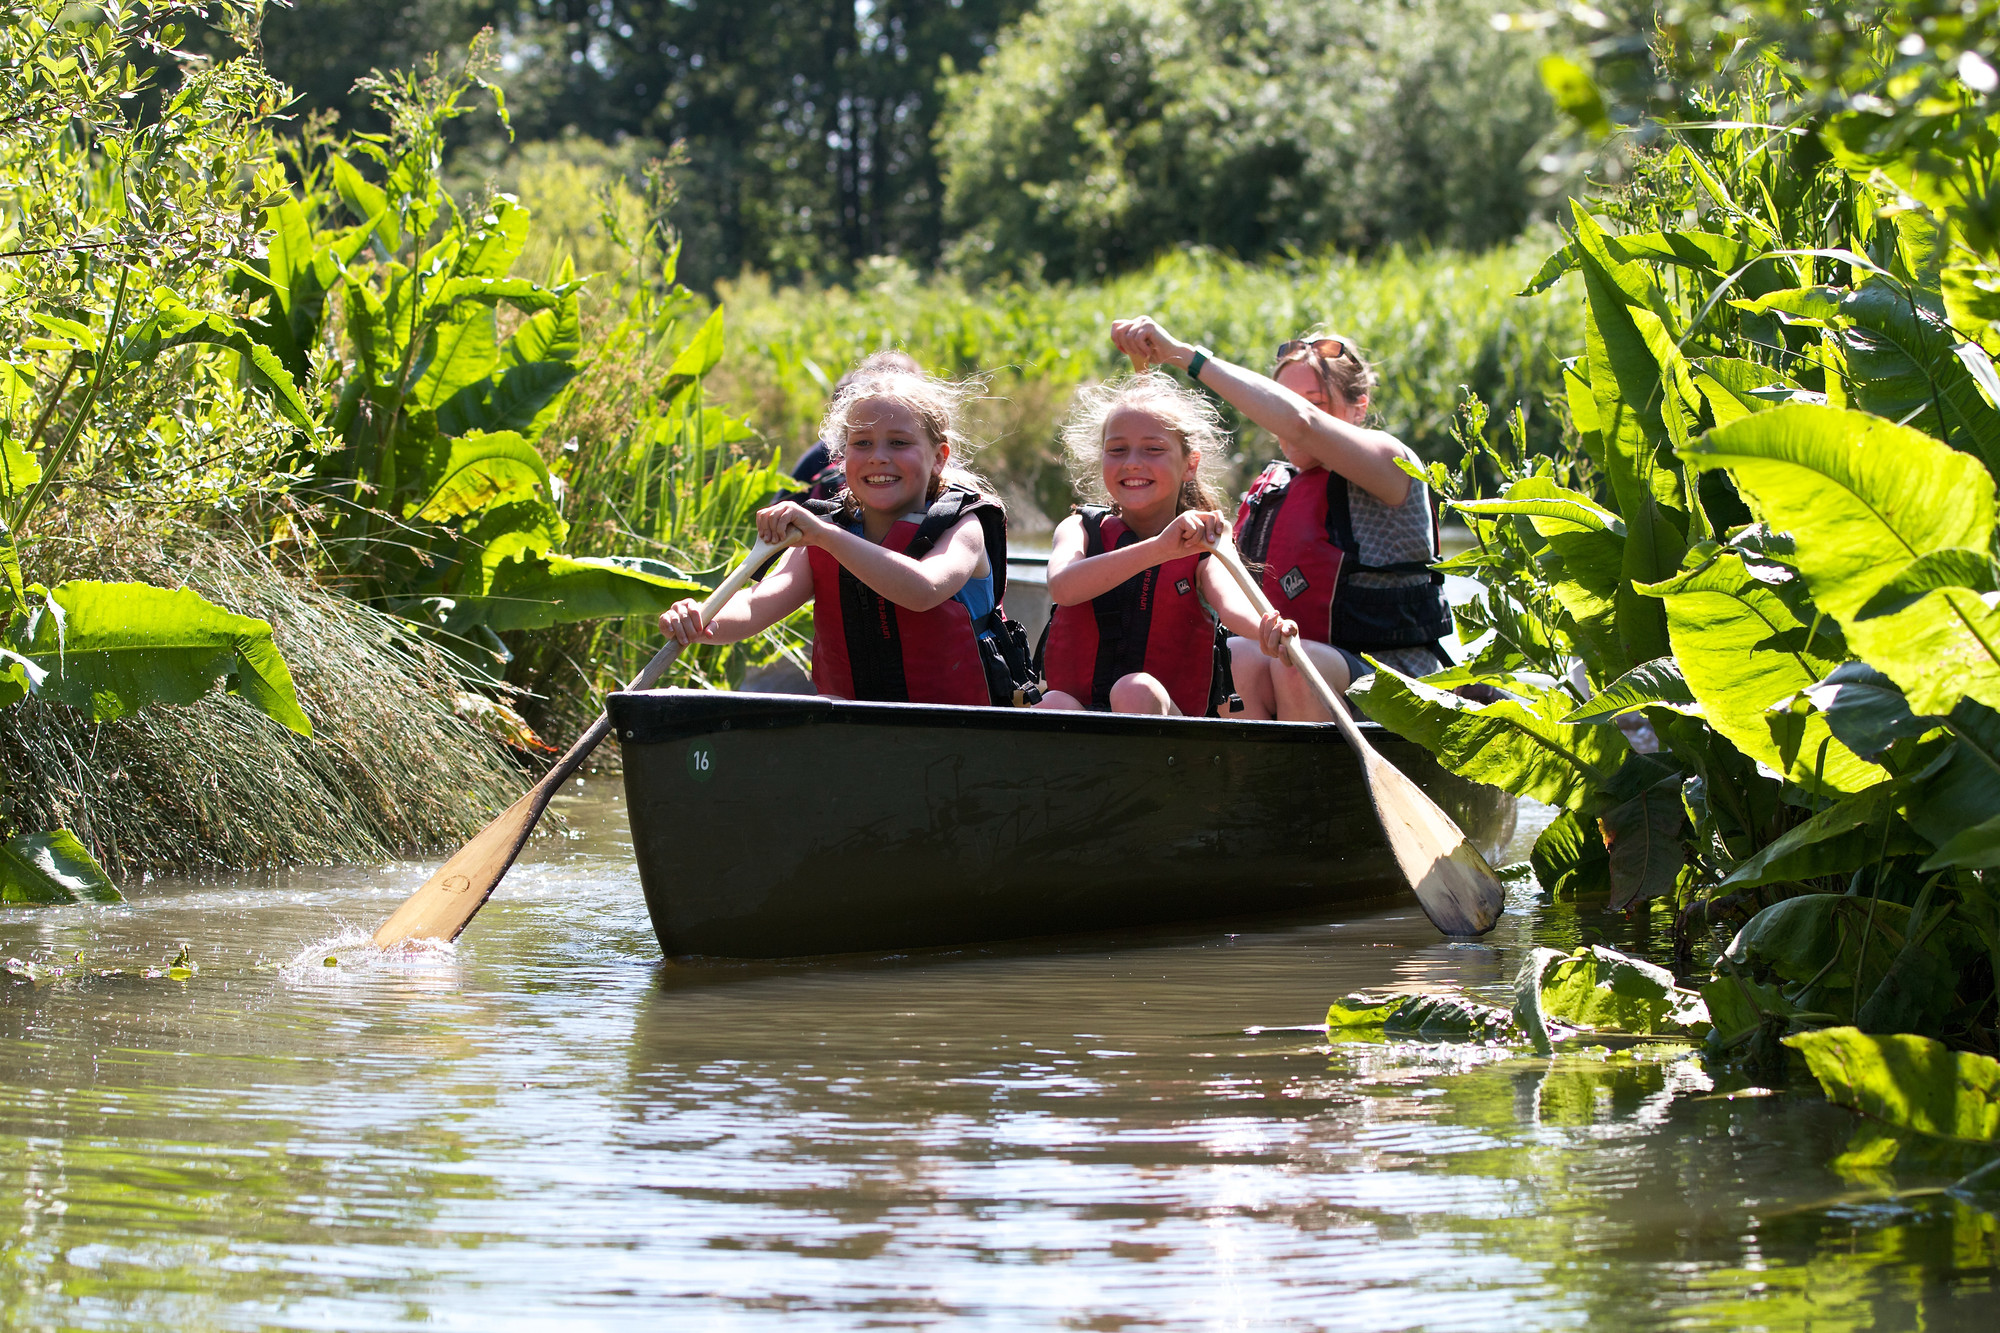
[1276, 336, 1353, 365]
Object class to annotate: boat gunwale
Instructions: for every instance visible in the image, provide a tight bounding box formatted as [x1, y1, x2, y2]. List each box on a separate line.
[608, 687, 1406, 748]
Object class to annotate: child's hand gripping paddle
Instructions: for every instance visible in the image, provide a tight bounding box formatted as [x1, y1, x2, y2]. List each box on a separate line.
[1213, 542, 1504, 937]
[371, 537, 786, 949]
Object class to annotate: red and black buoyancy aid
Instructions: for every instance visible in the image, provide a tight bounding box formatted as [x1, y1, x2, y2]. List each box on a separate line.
[1036, 507, 1219, 716]
[1232, 463, 1454, 653]
[807, 484, 1008, 707]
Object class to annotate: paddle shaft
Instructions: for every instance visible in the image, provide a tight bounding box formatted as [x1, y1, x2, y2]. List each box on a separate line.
[509, 536, 782, 792]
[1211, 542, 1375, 755]
[1211, 541, 1504, 937]
[371, 538, 782, 947]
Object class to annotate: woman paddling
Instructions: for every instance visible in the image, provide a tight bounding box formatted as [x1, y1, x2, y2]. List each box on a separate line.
[1034, 371, 1285, 715]
[1110, 317, 1453, 722]
[660, 367, 1010, 706]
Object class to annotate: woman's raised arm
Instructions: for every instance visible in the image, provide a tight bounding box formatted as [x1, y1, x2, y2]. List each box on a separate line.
[1110, 316, 1415, 507]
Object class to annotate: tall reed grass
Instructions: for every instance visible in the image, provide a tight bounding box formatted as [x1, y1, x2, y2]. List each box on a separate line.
[709, 238, 1579, 530]
[0, 510, 525, 879]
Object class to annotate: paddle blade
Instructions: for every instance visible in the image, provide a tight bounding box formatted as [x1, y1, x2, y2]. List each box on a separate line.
[1364, 753, 1506, 936]
[371, 781, 553, 947]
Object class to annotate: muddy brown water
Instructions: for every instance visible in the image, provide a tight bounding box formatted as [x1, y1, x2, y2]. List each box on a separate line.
[1, 786, 1994, 1329]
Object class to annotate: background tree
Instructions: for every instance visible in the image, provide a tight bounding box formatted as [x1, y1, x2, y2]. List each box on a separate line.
[454, 0, 1033, 287]
[934, 0, 1559, 281]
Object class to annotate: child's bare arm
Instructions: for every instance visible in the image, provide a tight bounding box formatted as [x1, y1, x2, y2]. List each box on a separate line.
[1047, 511, 1226, 605]
[818, 514, 986, 611]
[658, 546, 812, 645]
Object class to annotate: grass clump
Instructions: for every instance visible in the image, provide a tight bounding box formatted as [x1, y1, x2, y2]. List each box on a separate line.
[0, 511, 525, 881]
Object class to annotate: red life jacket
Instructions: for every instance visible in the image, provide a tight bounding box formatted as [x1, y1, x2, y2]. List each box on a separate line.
[1233, 462, 1453, 652]
[807, 488, 999, 707]
[1037, 507, 1218, 715]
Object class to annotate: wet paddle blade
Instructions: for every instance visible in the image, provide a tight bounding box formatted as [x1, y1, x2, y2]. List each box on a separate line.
[372, 717, 607, 948]
[1364, 750, 1506, 936]
[369, 538, 780, 950]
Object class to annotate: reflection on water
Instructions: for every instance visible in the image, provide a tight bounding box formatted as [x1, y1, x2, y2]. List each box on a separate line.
[0, 787, 1993, 1329]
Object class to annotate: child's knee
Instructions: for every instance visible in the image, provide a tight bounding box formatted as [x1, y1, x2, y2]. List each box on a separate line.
[1108, 673, 1172, 714]
[1035, 689, 1085, 711]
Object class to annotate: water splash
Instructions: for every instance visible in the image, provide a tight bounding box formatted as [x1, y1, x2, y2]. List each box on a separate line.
[279, 926, 457, 983]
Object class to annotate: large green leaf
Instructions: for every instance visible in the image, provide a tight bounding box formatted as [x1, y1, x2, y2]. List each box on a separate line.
[1692, 356, 1803, 428]
[458, 195, 532, 279]
[1523, 230, 1787, 297]
[1, 432, 43, 498]
[503, 292, 583, 366]
[1787, 1027, 2000, 1143]
[1561, 657, 1698, 724]
[1717, 781, 1926, 889]
[436, 360, 579, 441]
[1598, 776, 1685, 909]
[1516, 945, 1708, 1043]
[1804, 662, 1941, 759]
[0, 829, 121, 904]
[11, 581, 311, 736]
[1347, 667, 1626, 808]
[1857, 548, 1998, 619]
[1837, 278, 2000, 479]
[1684, 404, 2000, 715]
[1326, 991, 1517, 1040]
[470, 499, 570, 594]
[474, 554, 707, 632]
[1571, 219, 1688, 666]
[409, 308, 500, 412]
[410, 431, 549, 523]
[1572, 207, 1693, 519]
[331, 154, 398, 248]
[1529, 807, 1609, 899]
[1922, 812, 2000, 872]
[1731, 285, 1845, 325]
[1637, 547, 1886, 795]
[1908, 699, 2000, 856]
[666, 306, 727, 378]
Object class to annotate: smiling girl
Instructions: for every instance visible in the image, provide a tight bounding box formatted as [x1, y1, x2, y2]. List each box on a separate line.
[1034, 371, 1285, 716]
[659, 368, 1006, 706]
[1110, 317, 1453, 722]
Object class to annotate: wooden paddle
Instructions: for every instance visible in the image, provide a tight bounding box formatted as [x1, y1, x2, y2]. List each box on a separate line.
[372, 537, 784, 948]
[1212, 542, 1505, 937]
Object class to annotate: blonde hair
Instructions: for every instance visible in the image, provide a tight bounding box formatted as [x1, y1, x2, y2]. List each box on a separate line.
[1059, 369, 1231, 514]
[816, 368, 994, 507]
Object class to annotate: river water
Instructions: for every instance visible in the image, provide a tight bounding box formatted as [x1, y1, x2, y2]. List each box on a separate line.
[1, 786, 1994, 1330]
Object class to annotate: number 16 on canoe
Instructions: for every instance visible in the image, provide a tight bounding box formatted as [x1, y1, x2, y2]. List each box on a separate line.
[370, 537, 785, 949]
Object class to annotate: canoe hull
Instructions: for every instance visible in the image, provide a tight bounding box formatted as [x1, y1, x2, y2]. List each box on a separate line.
[609, 690, 1511, 959]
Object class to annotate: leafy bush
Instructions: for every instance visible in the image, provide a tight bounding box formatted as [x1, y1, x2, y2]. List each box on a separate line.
[711, 238, 1581, 528]
[935, 0, 1559, 282]
[1350, 2, 2000, 1063]
[0, 1, 333, 893]
[494, 161, 805, 734]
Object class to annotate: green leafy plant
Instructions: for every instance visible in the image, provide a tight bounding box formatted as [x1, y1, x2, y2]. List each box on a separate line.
[1350, 3, 2000, 1071]
[247, 47, 721, 682]
[0, 2, 325, 898]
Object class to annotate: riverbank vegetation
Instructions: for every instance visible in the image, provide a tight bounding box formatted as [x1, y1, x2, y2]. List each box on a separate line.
[0, 6, 786, 891]
[1346, 0, 2000, 1132]
[710, 240, 1579, 528]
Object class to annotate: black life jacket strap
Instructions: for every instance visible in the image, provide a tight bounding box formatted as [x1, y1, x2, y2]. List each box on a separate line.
[904, 484, 1011, 605]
